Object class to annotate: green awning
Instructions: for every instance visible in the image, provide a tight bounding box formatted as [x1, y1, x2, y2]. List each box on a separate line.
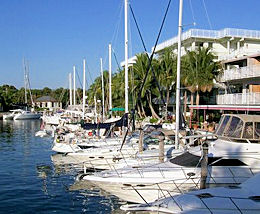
[110, 107, 125, 112]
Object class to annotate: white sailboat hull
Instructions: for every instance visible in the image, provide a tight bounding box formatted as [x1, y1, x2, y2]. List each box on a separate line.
[3, 114, 14, 120]
[14, 112, 41, 120]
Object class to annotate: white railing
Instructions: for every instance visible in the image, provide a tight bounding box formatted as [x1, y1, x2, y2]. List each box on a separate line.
[217, 93, 260, 105]
[219, 65, 260, 82]
[154, 28, 260, 53]
[218, 49, 260, 61]
[220, 28, 260, 40]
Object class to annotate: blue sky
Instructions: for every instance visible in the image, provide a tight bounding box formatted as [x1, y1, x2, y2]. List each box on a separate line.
[0, 0, 259, 89]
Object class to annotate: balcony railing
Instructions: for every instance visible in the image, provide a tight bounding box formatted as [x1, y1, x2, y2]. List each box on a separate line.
[218, 65, 260, 82]
[154, 28, 260, 53]
[217, 93, 260, 105]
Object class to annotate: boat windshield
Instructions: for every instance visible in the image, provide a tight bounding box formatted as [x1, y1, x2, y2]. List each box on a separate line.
[216, 115, 230, 136]
[224, 116, 243, 138]
[255, 122, 260, 139]
[215, 114, 260, 141]
[243, 122, 254, 139]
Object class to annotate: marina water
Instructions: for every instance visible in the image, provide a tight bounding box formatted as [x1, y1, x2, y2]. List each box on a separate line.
[0, 120, 124, 213]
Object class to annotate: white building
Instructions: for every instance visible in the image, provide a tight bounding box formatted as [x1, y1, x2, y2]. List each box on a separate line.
[154, 28, 260, 113]
[154, 28, 260, 61]
[216, 53, 260, 109]
[35, 96, 62, 110]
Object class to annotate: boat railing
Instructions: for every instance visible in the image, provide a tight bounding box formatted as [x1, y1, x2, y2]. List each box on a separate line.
[188, 193, 258, 213]
[119, 166, 260, 190]
[121, 167, 260, 207]
[180, 133, 217, 145]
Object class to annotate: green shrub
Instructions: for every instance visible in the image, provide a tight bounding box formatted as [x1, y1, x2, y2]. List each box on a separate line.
[150, 118, 158, 123]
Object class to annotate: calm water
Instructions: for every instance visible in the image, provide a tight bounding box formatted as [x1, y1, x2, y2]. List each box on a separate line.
[0, 120, 125, 214]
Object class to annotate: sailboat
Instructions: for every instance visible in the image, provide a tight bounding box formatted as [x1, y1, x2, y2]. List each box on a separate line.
[14, 60, 41, 120]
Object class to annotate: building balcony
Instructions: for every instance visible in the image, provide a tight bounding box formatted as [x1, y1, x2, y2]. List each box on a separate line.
[218, 65, 260, 82]
[153, 28, 260, 53]
[217, 92, 260, 105]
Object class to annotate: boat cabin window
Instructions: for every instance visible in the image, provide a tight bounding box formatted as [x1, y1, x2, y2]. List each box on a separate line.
[225, 116, 243, 138]
[255, 122, 260, 139]
[216, 115, 230, 136]
[243, 122, 254, 139]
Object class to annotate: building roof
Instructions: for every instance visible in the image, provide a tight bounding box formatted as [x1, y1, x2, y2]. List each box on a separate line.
[35, 96, 57, 102]
[153, 28, 260, 53]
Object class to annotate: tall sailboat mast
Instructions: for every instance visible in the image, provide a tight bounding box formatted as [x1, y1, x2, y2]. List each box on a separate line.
[100, 58, 105, 122]
[124, 0, 129, 113]
[23, 59, 28, 105]
[175, 0, 183, 149]
[69, 73, 73, 106]
[73, 66, 76, 106]
[82, 59, 86, 119]
[108, 43, 112, 112]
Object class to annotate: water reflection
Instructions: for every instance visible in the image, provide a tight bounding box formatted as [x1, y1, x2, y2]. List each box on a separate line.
[50, 155, 127, 213]
[0, 120, 126, 213]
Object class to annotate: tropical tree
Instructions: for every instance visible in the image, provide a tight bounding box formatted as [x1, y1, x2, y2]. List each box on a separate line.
[0, 85, 18, 110]
[112, 71, 125, 109]
[131, 53, 160, 119]
[157, 47, 177, 119]
[182, 47, 221, 122]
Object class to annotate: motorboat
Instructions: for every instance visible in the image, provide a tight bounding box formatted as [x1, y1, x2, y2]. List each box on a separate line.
[121, 173, 260, 213]
[3, 109, 22, 120]
[53, 144, 183, 171]
[52, 135, 125, 153]
[51, 131, 177, 170]
[80, 114, 260, 203]
[13, 109, 41, 120]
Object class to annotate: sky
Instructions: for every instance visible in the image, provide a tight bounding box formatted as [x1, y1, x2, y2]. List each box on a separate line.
[0, 0, 259, 89]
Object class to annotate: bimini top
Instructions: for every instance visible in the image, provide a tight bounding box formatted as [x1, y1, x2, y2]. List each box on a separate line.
[215, 114, 260, 141]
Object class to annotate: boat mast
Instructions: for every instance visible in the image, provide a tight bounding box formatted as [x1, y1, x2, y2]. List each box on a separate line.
[83, 59, 86, 119]
[23, 59, 28, 105]
[124, 0, 129, 114]
[108, 43, 112, 113]
[94, 95, 97, 123]
[100, 58, 105, 122]
[69, 73, 73, 106]
[73, 66, 76, 106]
[175, 0, 183, 149]
[25, 61, 35, 107]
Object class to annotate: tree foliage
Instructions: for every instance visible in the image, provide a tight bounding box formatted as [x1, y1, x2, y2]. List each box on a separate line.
[1, 47, 220, 119]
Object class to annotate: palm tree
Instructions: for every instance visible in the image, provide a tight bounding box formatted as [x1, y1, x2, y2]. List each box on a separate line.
[132, 53, 160, 119]
[112, 71, 125, 108]
[182, 47, 221, 124]
[157, 47, 177, 119]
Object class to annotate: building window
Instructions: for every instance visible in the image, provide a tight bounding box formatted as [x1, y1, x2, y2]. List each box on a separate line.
[196, 42, 203, 47]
